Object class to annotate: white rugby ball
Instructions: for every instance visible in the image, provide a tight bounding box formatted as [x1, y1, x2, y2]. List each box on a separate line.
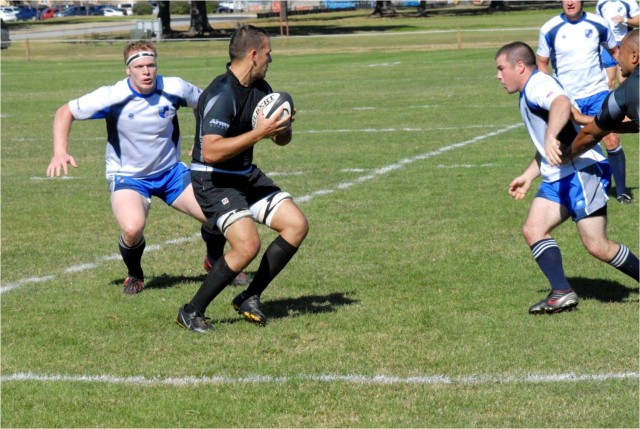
[251, 91, 294, 129]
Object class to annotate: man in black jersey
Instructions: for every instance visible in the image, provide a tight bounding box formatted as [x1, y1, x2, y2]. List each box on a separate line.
[565, 29, 639, 161]
[176, 25, 309, 332]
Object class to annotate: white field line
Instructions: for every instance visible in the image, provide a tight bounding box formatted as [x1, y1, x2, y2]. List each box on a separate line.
[1, 124, 520, 294]
[6, 124, 499, 143]
[1, 371, 637, 387]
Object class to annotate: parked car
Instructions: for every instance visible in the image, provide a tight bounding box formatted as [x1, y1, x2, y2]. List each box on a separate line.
[100, 7, 125, 16]
[0, 7, 18, 22]
[40, 7, 58, 20]
[55, 6, 93, 17]
[1, 19, 10, 49]
[117, 3, 132, 15]
[16, 5, 38, 21]
[217, 2, 243, 13]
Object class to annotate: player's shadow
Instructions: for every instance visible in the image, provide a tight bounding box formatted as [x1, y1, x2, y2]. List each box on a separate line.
[111, 273, 253, 291]
[539, 277, 638, 303]
[214, 291, 359, 326]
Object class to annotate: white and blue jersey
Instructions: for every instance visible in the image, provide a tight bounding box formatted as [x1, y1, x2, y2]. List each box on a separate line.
[596, 0, 639, 42]
[69, 76, 202, 180]
[537, 12, 617, 100]
[520, 70, 607, 182]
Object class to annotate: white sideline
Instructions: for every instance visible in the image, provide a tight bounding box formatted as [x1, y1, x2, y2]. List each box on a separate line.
[1, 124, 521, 294]
[2, 371, 637, 387]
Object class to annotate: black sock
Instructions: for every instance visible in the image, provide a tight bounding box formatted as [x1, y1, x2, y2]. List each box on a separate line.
[188, 257, 239, 314]
[201, 224, 226, 261]
[246, 236, 298, 297]
[118, 236, 145, 280]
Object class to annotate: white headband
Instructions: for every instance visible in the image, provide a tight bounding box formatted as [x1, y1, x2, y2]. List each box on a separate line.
[125, 51, 157, 66]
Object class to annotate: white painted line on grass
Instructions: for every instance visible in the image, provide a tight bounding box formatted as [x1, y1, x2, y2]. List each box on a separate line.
[1, 124, 521, 294]
[437, 163, 496, 169]
[296, 123, 520, 203]
[2, 371, 637, 387]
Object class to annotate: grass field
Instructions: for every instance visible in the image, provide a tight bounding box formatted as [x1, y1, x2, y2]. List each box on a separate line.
[1, 8, 639, 428]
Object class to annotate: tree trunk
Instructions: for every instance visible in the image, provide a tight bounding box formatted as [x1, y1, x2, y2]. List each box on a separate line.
[189, 1, 213, 34]
[418, 1, 428, 16]
[158, 1, 172, 34]
[489, 1, 508, 10]
[371, 1, 384, 16]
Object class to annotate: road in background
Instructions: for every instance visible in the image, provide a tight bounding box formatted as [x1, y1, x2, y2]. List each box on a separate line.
[9, 15, 255, 41]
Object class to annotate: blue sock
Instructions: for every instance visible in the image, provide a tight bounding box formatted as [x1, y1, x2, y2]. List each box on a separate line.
[609, 245, 639, 282]
[607, 146, 627, 197]
[531, 239, 572, 291]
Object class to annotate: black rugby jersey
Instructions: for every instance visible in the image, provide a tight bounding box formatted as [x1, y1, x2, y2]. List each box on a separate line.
[595, 66, 639, 131]
[192, 68, 272, 172]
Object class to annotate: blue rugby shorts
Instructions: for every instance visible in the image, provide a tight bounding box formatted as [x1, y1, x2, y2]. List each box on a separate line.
[109, 162, 192, 205]
[536, 161, 611, 221]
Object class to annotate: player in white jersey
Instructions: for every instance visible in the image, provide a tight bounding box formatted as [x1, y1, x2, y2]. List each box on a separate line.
[596, 0, 639, 87]
[495, 41, 638, 314]
[47, 41, 248, 295]
[537, 0, 632, 205]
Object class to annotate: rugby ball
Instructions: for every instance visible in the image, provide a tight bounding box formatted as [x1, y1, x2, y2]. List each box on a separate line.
[251, 91, 294, 129]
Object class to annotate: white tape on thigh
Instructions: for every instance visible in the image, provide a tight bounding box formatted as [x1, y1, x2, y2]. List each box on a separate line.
[216, 209, 253, 236]
[250, 192, 292, 227]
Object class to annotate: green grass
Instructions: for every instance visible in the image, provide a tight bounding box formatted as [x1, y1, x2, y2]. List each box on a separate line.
[2, 9, 639, 428]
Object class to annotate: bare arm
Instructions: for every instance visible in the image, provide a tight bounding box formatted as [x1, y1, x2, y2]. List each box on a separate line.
[201, 106, 291, 164]
[543, 95, 572, 167]
[565, 121, 605, 161]
[536, 55, 550, 75]
[47, 103, 78, 177]
[508, 153, 541, 200]
[611, 14, 640, 27]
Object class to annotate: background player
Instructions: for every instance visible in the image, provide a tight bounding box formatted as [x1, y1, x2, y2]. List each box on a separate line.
[495, 41, 639, 314]
[537, 0, 632, 204]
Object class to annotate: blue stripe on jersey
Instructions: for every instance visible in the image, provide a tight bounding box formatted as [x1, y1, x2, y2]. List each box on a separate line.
[544, 22, 564, 75]
[105, 96, 135, 159]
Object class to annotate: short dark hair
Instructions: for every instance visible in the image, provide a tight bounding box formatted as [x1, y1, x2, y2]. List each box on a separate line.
[622, 29, 639, 52]
[229, 25, 269, 61]
[495, 41, 536, 68]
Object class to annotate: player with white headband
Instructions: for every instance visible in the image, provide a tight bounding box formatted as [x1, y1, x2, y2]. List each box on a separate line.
[47, 40, 248, 296]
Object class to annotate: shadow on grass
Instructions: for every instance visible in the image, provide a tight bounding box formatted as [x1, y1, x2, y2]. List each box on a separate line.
[113, 272, 256, 290]
[214, 291, 359, 326]
[537, 277, 639, 303]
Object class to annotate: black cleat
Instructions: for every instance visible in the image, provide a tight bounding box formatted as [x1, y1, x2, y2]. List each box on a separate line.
[529, 290, 579, 315]
[176, 305, 215, 333]
[232, 293, 267, 326]
[616, 194, 633, 205]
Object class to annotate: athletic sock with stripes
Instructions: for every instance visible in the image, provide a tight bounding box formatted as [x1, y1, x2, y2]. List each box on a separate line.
[609, 244, 639, 282]
[531, 238, 572, 291]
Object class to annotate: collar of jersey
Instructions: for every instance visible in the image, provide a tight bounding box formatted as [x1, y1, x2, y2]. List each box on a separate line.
[560, 11, 587, 24]
[127, 76, 162, 98]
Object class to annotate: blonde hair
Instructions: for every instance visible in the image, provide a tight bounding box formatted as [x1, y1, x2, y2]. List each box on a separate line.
[123, 40, 157, 64]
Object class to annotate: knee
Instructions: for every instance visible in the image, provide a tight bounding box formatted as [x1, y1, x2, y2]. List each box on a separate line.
[230, 232, 261, 263]
[284, 213, 309, 246]
[582, 239, 612, 262]
[521, 223, 540, 246]
[120, 225, 144, 247]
